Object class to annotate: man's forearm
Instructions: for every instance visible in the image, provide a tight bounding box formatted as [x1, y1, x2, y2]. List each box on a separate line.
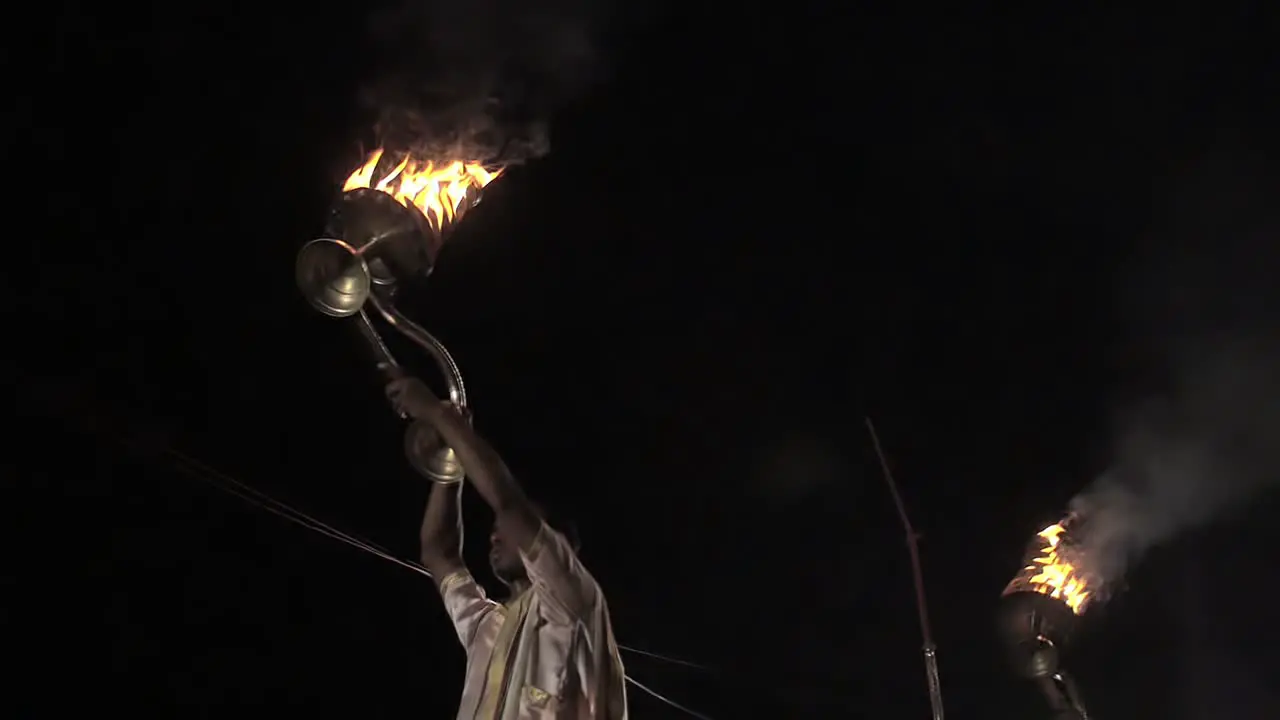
[423, 407, 536, 526]
[420, 479, 463, 562]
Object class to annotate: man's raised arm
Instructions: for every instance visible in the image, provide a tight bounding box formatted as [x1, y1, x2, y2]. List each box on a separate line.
[391, 378, 499, 647]
[419, 479, 497, 646]
[419, 480, 466, 582]
[388, 377, 600, 619]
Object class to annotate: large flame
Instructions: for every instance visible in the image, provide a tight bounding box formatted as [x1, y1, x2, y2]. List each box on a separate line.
[343, 149, 503, 234]
[1003, 521, 1096, 615]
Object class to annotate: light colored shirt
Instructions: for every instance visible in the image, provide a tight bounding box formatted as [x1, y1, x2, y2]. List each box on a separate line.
[439, 522, 628, 720]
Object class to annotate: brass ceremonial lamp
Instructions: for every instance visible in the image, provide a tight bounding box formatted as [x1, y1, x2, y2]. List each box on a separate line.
[997, 519, 1095, 720]
[294, 154, 496, 483]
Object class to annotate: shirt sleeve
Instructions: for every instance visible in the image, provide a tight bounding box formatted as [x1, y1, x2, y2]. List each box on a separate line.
[438, 569, 499, 647]
[519, 522, 601, 625]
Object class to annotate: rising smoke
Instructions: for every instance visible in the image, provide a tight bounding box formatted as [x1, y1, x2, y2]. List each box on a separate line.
[1068, 173, 1280, 586]
[1070, 335, 1280, 583]
[359, 0, 624, 165]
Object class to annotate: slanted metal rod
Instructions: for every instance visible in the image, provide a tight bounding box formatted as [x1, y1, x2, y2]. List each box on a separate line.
[865, 417, 946, 720]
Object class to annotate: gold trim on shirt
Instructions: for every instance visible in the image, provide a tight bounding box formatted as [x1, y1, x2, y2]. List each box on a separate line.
[473, 590, 532, 719]
[439, 570, 469, 594]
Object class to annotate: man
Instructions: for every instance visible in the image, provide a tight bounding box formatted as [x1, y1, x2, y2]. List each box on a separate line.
[387, 376, 628, 720]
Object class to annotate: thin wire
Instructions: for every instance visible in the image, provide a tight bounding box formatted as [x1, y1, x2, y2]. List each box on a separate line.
[168, 450, 404, 559]
[160, 444, 716, 719]
[182, 454, 696, 650]
[166, 446, 713, 672]
[169, 450, 429, 577]
[616, 644, 714, 671]
[624, 675, 716, 720]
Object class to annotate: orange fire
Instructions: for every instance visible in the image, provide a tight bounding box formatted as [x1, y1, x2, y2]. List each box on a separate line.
[343, 149, 503, 234]
[1003, 521, 1095, 615]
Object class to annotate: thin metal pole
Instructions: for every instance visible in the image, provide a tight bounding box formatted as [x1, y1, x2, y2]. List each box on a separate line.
[865, 417, 945, 720]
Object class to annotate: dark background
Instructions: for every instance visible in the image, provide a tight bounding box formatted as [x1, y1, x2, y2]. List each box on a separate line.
[20, 3, 1280, 718]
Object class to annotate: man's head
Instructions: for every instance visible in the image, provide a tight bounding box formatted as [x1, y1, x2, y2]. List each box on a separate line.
[489, 501, 580, 585]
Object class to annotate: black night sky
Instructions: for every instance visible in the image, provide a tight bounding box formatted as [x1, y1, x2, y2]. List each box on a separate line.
[23, 3, 1280, 718]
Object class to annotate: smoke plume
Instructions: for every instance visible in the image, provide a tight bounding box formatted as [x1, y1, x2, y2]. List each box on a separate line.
[359, 0, 619, 165]
[1070, 335, 1280, 583]
[1069, 189, 1280, 586]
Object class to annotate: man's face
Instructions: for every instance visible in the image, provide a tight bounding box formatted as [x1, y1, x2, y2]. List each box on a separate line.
[488, 515, 526, 583]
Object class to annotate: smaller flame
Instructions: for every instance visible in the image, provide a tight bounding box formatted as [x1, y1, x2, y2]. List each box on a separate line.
[343, 149, 503, 234]
[1003, 521, 1097, 615]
